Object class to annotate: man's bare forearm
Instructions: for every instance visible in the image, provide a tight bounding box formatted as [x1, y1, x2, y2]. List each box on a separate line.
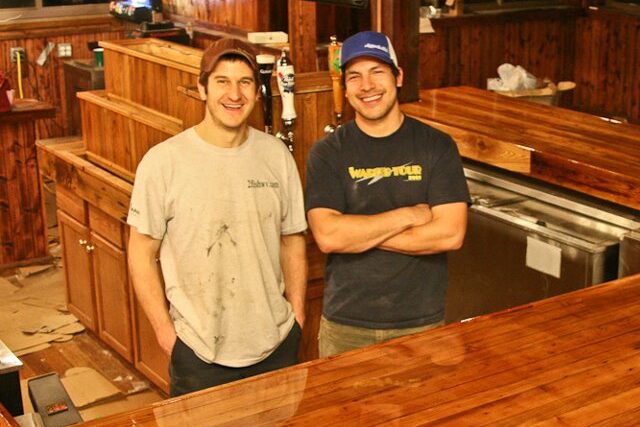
[281, 232, 308, 327]
[378, 202, 468, 255]
[128, 227, 175, 355]
[308, 204, 430, 254]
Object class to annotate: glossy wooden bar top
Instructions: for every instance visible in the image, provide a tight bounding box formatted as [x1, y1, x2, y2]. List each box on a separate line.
[401, 86, 640, 210]
[83, 273, 640, 426]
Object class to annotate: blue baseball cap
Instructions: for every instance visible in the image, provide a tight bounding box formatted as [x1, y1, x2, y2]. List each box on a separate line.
[339, 31, 399, 71]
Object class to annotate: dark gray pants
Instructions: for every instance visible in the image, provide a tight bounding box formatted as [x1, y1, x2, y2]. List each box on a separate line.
[169, 322, 302, 397]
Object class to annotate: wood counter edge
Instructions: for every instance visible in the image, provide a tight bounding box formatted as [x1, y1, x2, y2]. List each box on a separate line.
[36, 138, 132, 222]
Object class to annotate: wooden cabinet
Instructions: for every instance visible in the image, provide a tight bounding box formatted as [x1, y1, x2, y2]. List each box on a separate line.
[63, 59, 105, 136]
[57, 211, 96, 331]
[125, 228, 170, 393]
[0, 100, 55, 267]
[131, 292, 170, 393]
[56, 185, 133, 362]
[92, 232, 132, 361]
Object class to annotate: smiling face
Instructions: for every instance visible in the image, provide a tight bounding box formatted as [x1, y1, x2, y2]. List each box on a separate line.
[198, 58, 258, 133]
[344, 56, 404, 132]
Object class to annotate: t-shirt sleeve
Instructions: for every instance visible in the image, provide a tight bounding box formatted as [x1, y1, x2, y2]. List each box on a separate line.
[281, 150, 308, 235]
[305, 137, 346, 213]
[127, 146, 171, 240]
[427, 132, 471, 207]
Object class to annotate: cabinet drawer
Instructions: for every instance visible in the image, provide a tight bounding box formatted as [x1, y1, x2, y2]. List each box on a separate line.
[56, 185, 87, 224]
[89, 205, 124, 248]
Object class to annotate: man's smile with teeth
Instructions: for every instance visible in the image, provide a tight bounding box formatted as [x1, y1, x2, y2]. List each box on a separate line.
[361, 94, 383, 102]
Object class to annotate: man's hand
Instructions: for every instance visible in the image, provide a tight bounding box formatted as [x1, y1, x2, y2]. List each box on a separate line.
[158, 324, 177, 357]
[295, 312, 306, 329]
[404, 203, 432, 227]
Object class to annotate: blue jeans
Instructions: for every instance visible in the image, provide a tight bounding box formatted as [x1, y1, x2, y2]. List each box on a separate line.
[169, 321, 302, 397]
[318, 316, 444, 357]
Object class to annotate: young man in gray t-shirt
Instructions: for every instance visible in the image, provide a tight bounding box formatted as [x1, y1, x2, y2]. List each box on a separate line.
[127, 38, 307, 396]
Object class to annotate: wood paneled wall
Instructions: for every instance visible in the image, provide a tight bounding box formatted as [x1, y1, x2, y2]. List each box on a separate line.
[419, 8, 640, 123]
[163, 0, 287, 33]
[0, 17, 128, 140]
[574, 9, 640, 123]
[419, 10, 578, 93]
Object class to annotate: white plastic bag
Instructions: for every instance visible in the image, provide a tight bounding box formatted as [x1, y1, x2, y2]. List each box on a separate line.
[489, 63, 538, 91]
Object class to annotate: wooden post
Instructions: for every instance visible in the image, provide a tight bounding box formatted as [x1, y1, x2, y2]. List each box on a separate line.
[288, 0, 318, 73]
[375, 0, 420, 102]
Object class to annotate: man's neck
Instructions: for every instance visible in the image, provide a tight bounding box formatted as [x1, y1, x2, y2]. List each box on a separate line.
[195, 116, 249, 148]
[355, 106, 404, 138]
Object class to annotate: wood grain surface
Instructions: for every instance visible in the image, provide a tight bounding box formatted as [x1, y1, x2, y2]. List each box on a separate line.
[401, 86, 640, 210]
[0, 101, 55, 266]
[0, 16, 128, 140]
[78, 273, 640, 426]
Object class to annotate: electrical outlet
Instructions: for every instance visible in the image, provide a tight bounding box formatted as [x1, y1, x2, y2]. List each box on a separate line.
[10, 47, 26, 63]
[57, 43, 72, 58]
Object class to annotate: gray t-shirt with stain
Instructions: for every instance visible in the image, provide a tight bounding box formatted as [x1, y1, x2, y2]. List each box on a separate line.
[128, 126, 307, 367]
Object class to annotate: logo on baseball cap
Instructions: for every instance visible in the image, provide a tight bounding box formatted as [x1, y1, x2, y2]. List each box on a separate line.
[339, 31, 399, 70]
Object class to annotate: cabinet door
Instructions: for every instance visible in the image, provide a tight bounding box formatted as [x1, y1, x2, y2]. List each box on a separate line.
[57, 211, 96, 331]
[131, 292, 170, 393]
[92, 232, 133, 362]
[125, 226, 170, 393]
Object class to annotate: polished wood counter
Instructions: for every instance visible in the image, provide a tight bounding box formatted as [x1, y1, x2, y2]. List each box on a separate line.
[82, 273, 640, 426]
[0, 99, 55, 266]
[401, 86, 640, 210]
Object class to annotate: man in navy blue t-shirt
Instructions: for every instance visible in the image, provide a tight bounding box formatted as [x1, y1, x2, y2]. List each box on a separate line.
[305, 31, 471, 357]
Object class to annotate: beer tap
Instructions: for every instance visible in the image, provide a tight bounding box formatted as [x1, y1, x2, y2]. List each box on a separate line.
[324, 35, 343, 134]
[257, 54, 276, 134]
[275, 47, 296, 152]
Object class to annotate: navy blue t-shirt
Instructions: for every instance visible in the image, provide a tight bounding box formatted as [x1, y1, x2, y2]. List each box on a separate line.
[305, 117, 470, 329]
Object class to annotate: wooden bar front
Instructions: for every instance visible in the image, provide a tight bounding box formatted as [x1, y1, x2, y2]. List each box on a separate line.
[0, 99, 55, 266]
[401, 86, 640, 210]
[80, 273, 640, 426]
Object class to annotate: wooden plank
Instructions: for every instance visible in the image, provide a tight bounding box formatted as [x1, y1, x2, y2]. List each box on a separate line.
[418, 117, 531, 174]
[288, 0, 317, 73]
[36, 140, 132, 223]
[401, 86, 640, 209]
[77, 275, 640, 426]
[77, 91, 182, 178]
[0, 103, 54, 265]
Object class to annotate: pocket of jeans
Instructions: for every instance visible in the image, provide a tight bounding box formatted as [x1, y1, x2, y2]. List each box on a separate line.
[170, 337, 180, 363]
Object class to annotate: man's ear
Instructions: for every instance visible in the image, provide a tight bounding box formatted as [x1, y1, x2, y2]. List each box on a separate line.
[197, 82, 207, 101]
[396, 67, 404, 88]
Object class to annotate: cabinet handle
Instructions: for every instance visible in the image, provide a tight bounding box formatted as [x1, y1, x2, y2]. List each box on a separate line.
[85, 245, 95, 253]
[78, 239, 88, 246]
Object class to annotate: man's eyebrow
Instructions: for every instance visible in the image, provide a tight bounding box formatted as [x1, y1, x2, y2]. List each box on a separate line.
[210, 74, 254, 81]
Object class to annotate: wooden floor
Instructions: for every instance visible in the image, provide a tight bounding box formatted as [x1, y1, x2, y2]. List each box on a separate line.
[3, 264, 166, 421]
[19, 331, 163, 397]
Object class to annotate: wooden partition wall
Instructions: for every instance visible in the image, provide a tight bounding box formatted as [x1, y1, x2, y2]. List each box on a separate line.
[0, 17, 129, 139]
[163, 0, 287, 33]
[419, 7, 640, 123]
[419, 9, 578, 97]
[574, 9, 640, 122]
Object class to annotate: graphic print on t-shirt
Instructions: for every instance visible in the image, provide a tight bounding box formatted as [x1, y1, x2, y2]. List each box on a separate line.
[347, 162, 423, 185]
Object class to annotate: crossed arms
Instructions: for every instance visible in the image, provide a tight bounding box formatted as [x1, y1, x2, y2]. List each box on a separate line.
[307, 202, 468, 256]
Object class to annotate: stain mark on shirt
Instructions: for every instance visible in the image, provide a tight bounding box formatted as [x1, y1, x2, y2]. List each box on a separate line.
[206, 223, 237, 256]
